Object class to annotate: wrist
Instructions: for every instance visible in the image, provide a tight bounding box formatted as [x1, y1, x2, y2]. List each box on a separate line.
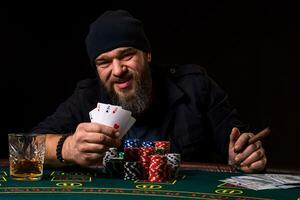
[61, 135, 73, 164]
[56, 134, 72, 164]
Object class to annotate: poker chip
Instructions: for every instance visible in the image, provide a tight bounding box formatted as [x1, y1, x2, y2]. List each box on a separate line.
[149, 154, 167, 182]
[154, 148, 165, 155]
[102, 148, 118, 167]
[124, 139, 140, 148]
[154, 141, 170, 154]
[124, 161, 141, 180]
[167, 153, 181, 179]
[142, 141, 154, 147]
[118, 152, 124, 159]
[105, 158, 125, 178]
[124, 147, 139, 161]
[167, 153, 181, 166]
[139, 147, 155, 180]
[124, 139, 140, 161]
[139, 147, 155, 157]
[109, 147, 118, 155]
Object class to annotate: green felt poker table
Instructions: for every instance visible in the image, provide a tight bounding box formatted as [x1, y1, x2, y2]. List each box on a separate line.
[0, 160, 299, 200]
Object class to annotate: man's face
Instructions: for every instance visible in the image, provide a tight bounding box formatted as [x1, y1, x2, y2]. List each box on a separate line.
[95, 47, 152, 115]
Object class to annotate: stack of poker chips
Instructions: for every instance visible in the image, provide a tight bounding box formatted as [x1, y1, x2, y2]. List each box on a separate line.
[103, 148, 124, 178]
[124, 139, 142, 180]
[167, 153, 181, 179]
[139, 141, 155, 180]
[102, 139, 181, 182]
[124, 161, 141, 180]
[149, 154, 168, 182]
[103, 147, 118, 166]
[124, 139, 181, 182]
[124, 139, 140, 161]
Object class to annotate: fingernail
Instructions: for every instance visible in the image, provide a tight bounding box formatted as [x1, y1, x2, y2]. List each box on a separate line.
[234, 148, 238, 153]
[115, 132, 120, 137]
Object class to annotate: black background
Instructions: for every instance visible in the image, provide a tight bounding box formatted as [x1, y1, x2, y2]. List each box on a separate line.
[1, 1, 299, 169]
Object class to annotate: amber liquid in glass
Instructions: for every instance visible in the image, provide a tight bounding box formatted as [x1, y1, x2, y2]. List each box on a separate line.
[10, 158, 43, 180]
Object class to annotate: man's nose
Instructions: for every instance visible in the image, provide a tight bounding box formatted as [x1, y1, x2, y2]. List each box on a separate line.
[112, 59, 127, 77]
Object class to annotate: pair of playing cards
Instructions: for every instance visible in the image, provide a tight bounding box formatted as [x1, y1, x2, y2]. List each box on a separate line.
[89, 103, 136, 138]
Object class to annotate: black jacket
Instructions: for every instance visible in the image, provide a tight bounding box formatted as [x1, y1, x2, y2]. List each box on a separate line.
[33, 64, 249, 163]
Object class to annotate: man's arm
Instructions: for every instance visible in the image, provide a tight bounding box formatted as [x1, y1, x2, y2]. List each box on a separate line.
[204, 77, 267, 172]
[45, 134, 66, 167]
[30, 79, 108, 167]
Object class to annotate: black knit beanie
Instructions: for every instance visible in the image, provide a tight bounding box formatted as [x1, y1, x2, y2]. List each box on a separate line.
[85, 10, 151, 66]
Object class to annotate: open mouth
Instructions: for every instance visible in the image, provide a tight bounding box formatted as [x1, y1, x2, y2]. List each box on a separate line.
[114, 78, 133, 90]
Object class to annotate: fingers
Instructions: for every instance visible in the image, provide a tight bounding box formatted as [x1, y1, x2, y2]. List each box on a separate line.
[228, 127, 241, 165]
[239, 142, 264, 166]
[69, 122, 122, 167]
[77, 143, 108, 154]
[77, 123, 119, 138]
[235, 141, 267, 173]
[79, 152, 104, 165]
[84, 132, 121, 147]
[76, 122, 121, 147]
[229, 127, 241, 150]
[240, 156, 267, 173]
[235, 141, 262, 164]
[233, 132, 254, 153]
[228, 129, 267, 173]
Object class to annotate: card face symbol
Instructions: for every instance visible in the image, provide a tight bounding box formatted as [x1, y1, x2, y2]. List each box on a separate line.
[112, 107, 118, 114]
[89, 108, 98, 121]
[113, 123, 120, 129]
[106, 105, 110, 113]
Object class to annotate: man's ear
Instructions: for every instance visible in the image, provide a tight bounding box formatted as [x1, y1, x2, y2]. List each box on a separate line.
[146, 52, 152, 62]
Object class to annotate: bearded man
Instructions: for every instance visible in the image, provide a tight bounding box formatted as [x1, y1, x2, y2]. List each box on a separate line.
[33, 10, 266, 173]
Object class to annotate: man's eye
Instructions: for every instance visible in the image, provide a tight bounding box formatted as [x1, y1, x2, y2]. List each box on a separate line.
[121, 53, 134, 61]
[97, 62, 109, 68]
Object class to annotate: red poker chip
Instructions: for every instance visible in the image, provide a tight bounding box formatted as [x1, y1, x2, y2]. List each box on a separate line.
[148, 154, 168, 182]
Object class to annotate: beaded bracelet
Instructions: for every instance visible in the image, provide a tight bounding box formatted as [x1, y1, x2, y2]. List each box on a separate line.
[56, 134, 69, 163]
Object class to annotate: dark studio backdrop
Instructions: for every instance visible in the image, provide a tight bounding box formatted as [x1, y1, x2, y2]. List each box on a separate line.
[1, 2, 299, 169]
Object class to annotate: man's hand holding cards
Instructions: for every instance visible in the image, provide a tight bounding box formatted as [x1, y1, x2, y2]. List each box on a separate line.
[89, 103, 136, 138]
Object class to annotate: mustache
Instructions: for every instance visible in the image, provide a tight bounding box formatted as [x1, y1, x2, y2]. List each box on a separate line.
[110, 73, 134, 83]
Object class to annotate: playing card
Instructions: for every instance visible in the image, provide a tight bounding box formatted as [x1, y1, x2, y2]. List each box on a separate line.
[92, 103, 111, 123]
[89, 108, 98, 121]
[97, 103, 121, 112]
[89, 103, 135, 138]
[101, 105, 132, 135]
[220, 174, 300, 190]
[121, 116, 136, 138]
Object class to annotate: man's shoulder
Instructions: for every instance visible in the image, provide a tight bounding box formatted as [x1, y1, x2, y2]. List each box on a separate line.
[75, 78, 99, 90]
[65, 78, 103, 108]
[72, 78, 101, 100]
[155, 64, 208, 78]
[152, 64, 211, 96]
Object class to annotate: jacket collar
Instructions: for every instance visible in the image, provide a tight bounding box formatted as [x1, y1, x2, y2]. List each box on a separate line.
[151, 64, 185, 109]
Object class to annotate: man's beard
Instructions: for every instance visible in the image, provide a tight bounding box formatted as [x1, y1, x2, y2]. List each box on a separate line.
[106, 69, 152, 117]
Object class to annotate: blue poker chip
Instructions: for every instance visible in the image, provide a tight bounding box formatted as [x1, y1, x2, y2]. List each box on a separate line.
[142, 141, 154, 147]
[124, 139, 140, 148]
